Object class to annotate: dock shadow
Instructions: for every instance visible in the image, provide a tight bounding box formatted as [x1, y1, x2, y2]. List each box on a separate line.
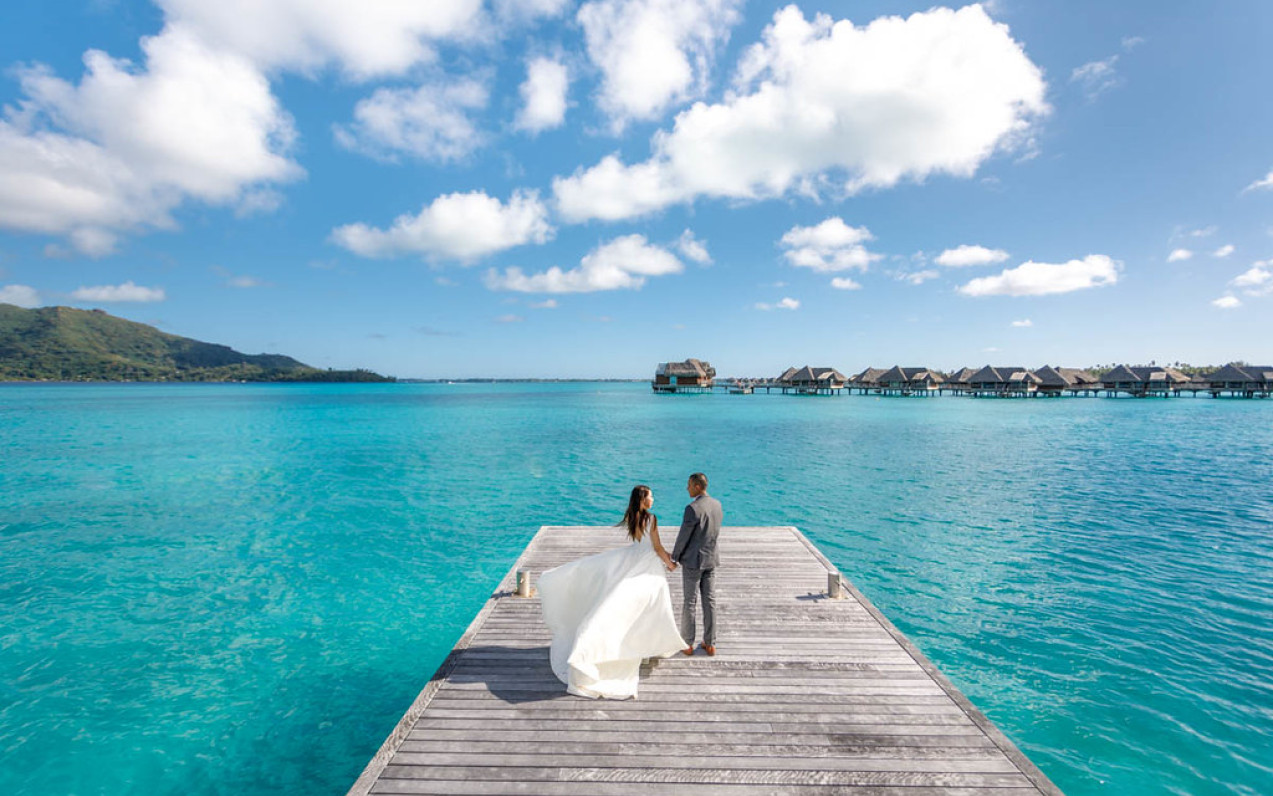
[451, 644, 569, 705]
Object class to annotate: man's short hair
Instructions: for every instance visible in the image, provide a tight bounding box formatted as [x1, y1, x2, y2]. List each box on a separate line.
[689, 472, 708, 490]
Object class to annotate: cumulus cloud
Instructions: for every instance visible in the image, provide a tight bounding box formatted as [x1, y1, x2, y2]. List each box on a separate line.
[756, 296, 799, 310]
[528, 298, 558, 309]
[155, 0, 485, 79]
[331, 190, 553, 261]
[0, 27, 301, 251]
[1244, 170, 1273, 192]
[485, 234, 683, 293]
[1070, 55, 1121, 100]
[334, 77, 488, 162]
[515, 57, 569, 133]
[1213, 244, 1235, 258]
[1212, 295, 1241, 309]
[675, 229, 712, 264]
[779, 218, 880, 272]
[1188, 226, 1217, 238]
[0, 284, 41, 308]
[1167, 248, 1193, 262]
[957, 254, 1120, 297]
[577, 0, 743, 128]
[70, 280, 166, 302]
[936, 244, 1010, 267]
[1011, 318, 1033, 327]
[1231, 263, 1272, 295]
[830, 277, 862, 290]
[555, 4, 1047, 222]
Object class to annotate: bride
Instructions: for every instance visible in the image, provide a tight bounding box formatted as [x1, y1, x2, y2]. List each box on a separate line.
[537, 485, 689, 699]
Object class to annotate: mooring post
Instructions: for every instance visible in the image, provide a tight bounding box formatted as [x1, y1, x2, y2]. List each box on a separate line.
[515, 569, 532, 597]
[827, 571, 844, 599]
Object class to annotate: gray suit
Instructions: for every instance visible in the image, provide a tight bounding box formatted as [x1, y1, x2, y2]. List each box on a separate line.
[672, 493, 723, 646]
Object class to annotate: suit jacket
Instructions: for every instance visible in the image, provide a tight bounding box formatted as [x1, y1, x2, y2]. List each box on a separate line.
[672, 493, 723, 570]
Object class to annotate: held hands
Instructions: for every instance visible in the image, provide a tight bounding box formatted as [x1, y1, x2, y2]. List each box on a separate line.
[662, 556, 678, 572]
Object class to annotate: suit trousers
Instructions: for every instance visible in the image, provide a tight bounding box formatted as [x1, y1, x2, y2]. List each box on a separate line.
[680, 566, 716, 646]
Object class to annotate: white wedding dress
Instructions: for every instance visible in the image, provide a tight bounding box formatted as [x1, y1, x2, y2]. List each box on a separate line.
[537, 524, 687, 699]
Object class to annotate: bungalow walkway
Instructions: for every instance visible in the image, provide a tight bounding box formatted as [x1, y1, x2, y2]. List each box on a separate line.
[348, 526, 1062, 796]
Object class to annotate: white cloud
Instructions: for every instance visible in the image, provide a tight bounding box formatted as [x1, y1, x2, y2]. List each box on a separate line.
[555, 4, 1047, 222]
[1121, 36, 1145, 51]
[1244, 170, 1273, 192]
[830, 277, 862, 290]
[155, 0, 486, 79]
[1212, 295, 1241, 309]
[957, 254, 1120, 297]
[70, 280, 166, 302]
[898, 269, 939, 285]
[1011, 318, 1033, 327]
[1167, 248, 1193, 262]
[1187, 226, 1217, 238]
[936, 244, 1010, 267]
[331, 190, 553, 261]
[334, 77, 488, 162]
[228, 275, 265, 288]
[779, 218, 880, 273]
[528, 299, 558, 309]
[756, 296, 799, 310]
[1070, 55, 1121, 100]
[675, 229, 712, 264]
[485, 234, 683, 293]
[495, 314, 524, 323]
[1231, 263, 1272, 294]
[0, 28, 301, 250]
[515, 57, 569, 134]
[1213, 244, 1235, 258]
[0, 284, 41, 308]
[577, 0, 743, 128]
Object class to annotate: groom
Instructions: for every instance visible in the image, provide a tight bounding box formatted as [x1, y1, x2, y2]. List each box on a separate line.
[672, 472, 722, 656]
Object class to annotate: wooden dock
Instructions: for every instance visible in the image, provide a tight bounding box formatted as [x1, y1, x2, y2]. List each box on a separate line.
[349, 526, 1062, 795]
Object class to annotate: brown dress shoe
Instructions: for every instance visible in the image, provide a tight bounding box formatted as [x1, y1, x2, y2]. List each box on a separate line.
[682, 646, 695, 656]
[700, 643, 716, 656]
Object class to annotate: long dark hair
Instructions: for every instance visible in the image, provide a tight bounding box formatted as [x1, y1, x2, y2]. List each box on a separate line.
[621, 484, 657, 541]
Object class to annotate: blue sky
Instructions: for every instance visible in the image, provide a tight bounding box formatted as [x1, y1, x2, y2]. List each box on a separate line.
[1, 0, 1272, 378]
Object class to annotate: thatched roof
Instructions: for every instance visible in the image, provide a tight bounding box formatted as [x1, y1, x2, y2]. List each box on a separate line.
[656, 358, 716, 378]
[877, 366, 944, 384]
[948, 367, 978, 384]
[1033, 365, 1070, 387]
[1206, 363, 1273, 384]
[1057, 367, 1100, 385]
[1100, 365, 1190, 384]
[783, 365, 846, 383]
[850, 367, 887, 384]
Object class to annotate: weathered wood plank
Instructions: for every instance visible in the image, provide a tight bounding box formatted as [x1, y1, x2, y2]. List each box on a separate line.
[349, 526, 1063, 796]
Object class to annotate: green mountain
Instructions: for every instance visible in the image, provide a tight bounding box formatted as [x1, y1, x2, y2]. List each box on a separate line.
[0, 304, 392, 382]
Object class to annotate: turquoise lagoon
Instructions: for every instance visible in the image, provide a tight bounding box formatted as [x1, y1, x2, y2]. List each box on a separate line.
[1, 383, 1271, 795]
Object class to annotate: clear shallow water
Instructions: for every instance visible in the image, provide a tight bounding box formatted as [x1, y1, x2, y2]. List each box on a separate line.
[1, 383, 1271, 795]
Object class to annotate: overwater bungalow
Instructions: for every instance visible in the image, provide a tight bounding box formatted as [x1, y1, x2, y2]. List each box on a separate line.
[876, 366, 945, 396]
[966, 365, 1040, 397]
[652, 358, 716, 393]
[778, 365, 848, 395]
[945, 367, 979, 394]
[1204, 363, 1273, 397]
[1034, 366, 1102, 396]
[848, 367, 887, 394]
[1100, 364, 1192, 397]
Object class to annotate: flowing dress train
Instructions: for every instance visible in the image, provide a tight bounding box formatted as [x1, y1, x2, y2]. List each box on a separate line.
[536, 526, 687, 699]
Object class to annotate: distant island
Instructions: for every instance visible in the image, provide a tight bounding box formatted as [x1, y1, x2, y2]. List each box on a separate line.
[0, 304, 393, 383]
